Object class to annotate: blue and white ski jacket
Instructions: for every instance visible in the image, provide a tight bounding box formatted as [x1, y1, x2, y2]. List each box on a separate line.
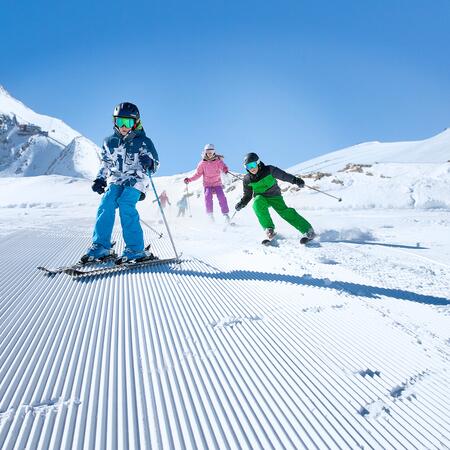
[97, 127, 159, 193]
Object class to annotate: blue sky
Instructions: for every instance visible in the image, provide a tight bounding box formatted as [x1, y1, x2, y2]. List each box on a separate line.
[2, 0, 450, 176]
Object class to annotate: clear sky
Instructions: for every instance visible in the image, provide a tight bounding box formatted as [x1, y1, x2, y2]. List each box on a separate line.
[2, 0, 450, 175]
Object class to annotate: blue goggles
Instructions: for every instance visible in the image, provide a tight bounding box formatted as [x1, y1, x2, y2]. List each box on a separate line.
[245, 161, 259, 170]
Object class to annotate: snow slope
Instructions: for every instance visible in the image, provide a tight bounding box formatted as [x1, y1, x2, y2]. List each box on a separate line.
[282, 129, 450, 211]
[44, 136, 101, 179]
[289, 128, 450, 174]
[0, 125, 449, 448]
[0, 86, 100, 179]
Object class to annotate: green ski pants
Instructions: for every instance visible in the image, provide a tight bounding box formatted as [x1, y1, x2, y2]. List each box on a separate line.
[252, 195, 312, 234]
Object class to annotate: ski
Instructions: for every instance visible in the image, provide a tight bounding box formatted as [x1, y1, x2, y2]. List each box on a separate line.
[37, 254, 118, 275]
[63, 256, 180, 277]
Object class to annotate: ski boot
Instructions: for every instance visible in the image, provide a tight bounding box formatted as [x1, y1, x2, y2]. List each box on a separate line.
[261, 228, 277, 246]
[300, 228, 316, 245]
[80, 243, 115, 264]
[115, 247, 156, 265]
[265, 228, 276, 240]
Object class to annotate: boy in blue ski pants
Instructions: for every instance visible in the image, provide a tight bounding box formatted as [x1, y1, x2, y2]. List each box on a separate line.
[82, 102, 159, 263]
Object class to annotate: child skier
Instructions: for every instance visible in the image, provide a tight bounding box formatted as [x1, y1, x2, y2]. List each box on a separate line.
[235, 152, 316, 243]
[176, 194, 189, 217]
[81, 102, 159, 263]
[184, 144, 230, 221]
[154, 190, 171, 209]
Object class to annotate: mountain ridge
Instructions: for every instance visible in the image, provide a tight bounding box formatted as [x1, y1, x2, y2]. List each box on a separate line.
[0, 86, 100, 179]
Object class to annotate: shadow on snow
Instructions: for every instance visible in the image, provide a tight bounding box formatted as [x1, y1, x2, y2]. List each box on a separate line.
[320, 239, 428, 250]
[77, 259, 449, 306]
[174, 268, 449, 306]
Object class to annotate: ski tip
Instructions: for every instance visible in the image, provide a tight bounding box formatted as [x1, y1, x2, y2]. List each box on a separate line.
[37, 266, 59, 275]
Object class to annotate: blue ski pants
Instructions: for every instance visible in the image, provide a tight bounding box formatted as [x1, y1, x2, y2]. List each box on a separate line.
[92, 184, 144, 251]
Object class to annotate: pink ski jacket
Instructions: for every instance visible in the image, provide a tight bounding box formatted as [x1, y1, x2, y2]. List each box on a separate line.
[187, 157, 229, 187]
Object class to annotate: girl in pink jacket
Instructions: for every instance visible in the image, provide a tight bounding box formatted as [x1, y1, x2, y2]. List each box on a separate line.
[184, 144, 230, 220]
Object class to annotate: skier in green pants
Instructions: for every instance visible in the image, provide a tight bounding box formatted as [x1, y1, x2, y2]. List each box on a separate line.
[235, 152, 316, 243]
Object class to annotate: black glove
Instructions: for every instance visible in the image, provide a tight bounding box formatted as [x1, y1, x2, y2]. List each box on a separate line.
[293, 177, 305, 188]
[92, 178, 107, 194]
[139, 154, 154, 173]
[235, 201, 245, 211]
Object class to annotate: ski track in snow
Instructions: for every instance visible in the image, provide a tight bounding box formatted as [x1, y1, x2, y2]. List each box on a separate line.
[0, 221, 449, 449]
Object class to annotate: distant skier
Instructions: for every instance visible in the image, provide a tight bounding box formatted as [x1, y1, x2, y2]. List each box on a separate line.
[176, 193, 189, 217]
[154, 190, 171, 209]
[81, 102, 159, 263]
[184, 144, 230, 221]
[235, 152, 316, 243]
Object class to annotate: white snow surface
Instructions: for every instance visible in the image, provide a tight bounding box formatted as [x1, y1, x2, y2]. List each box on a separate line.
[0, 100, 449, 448]
[1, 167, 449, 448]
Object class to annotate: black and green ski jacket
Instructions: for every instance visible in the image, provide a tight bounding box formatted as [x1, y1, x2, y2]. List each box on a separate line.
[239, 163, 299, 207]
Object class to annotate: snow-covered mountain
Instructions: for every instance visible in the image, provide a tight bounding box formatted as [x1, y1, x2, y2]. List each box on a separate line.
[290, 128, 450, 174]
[0, 86, 100, 178]
[283, 128, 450, 210]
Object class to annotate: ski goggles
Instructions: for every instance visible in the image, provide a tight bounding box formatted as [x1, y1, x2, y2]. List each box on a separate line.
[115, 117, 135, 128]
[245, 161, 259, 170]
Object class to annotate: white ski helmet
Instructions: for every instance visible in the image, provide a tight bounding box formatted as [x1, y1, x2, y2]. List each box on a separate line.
[203, 143, 215, 152]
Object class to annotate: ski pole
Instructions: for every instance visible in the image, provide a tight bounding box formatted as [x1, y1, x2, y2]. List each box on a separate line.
[149, 172, 180, 260]
[185, 184, 192, 217]
[227, 171, 243, 181]
[140, 218, 163, 238]
[223, 210, 238, 232]
[305, 184, 342, 202]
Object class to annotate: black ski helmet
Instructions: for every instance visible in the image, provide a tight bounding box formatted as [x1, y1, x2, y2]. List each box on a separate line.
[113, 102, 140, 120]
[243, 152, 260, 166]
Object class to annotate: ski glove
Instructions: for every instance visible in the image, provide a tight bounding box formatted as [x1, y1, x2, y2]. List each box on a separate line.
[293, 177, 305, 188]
[235, 201, 245, 211]
[139, 154, 154, 173]
[92, 178, 107, 194]
[183, 178, 190, 184]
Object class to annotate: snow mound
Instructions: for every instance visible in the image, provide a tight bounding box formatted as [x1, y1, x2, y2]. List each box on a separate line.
[45, 136, 100, 179]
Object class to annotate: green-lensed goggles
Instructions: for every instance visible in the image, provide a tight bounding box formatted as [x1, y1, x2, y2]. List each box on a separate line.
[115, 117, 135, 128]
[245, 161, 258, 170]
